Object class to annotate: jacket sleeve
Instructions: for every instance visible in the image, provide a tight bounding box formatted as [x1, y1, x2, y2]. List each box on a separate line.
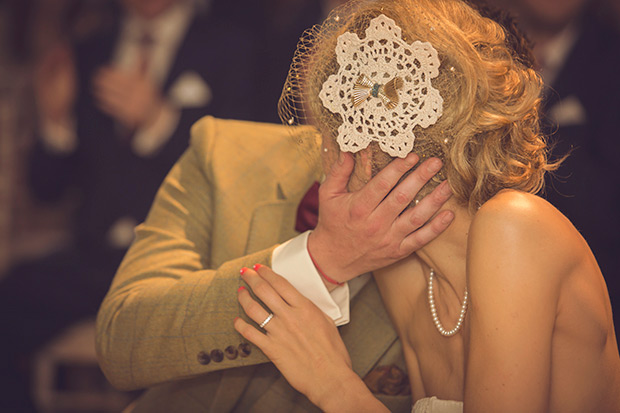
[95, 119, 273, 391]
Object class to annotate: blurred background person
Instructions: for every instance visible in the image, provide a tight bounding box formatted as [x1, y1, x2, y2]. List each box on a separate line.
[210, 0, 347, 122]
[489, 0, 620, 338]
[0, 0, 266, 410]
[0, 1, 116, 409]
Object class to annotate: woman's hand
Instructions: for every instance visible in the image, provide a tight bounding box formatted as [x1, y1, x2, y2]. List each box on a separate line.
[234, 265, 388, 412]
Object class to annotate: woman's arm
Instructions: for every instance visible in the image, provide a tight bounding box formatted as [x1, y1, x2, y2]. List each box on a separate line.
[95, 118, 312, 390]
[464, 192, 566, 412]
[235, 265, 390, 413]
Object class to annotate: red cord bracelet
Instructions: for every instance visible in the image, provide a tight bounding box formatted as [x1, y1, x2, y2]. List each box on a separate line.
[307, 247, 344, 286]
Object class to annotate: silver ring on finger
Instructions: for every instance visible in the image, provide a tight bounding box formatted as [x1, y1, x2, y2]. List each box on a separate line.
[259, 313, 274, 329]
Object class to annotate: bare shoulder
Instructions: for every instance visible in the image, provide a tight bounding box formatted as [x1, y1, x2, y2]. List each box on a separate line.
[464, 199, 618, 413]
[468, 190, 584, 284]
[473, 189, 565, 233]
[472, 190, 578, 248]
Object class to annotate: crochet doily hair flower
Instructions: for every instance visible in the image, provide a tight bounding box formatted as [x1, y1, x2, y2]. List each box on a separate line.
[319, 14, 444, 158]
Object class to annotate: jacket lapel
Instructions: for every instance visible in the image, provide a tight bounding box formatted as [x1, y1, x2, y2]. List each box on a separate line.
[244, 133, 321, 255]
[245, 184, 300, 255]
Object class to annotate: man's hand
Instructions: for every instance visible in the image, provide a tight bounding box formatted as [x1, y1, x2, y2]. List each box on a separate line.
[308, 152, 454, 283]
[92, 67, 163, 130]
[34, 43, 76, 124]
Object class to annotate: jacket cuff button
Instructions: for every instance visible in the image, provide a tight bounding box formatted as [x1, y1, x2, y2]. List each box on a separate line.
[197, 351, 211, 365]
[238, 342, 251, 357]
[225, 345, 239, 360]
[210, 349, 224, 362]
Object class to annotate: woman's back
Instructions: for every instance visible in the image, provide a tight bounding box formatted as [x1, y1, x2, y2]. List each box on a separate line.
[376, 190, 620, 412]
[469, 190, 620, 411]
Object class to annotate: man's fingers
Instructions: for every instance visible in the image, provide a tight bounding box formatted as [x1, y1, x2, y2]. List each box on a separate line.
[319, 152, 355, 199]
[94, 97, 127, 124]
[394, 178, 453, 233]
[400, 209, 454, 254]
[373, 157, 443, 219]
[92, 79, 130, 103]
[93, 69, 137, 97]
[93, 89, 125, 111]
[355, 153, 421, 214]
[94, 67, 132, 84]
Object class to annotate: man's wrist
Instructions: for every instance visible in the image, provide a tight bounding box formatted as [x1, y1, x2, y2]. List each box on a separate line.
[307, 229, 359, 285]
[272, 232, 350, 324]
[307, 230, 349, 290]
[307, 242, 344, 292]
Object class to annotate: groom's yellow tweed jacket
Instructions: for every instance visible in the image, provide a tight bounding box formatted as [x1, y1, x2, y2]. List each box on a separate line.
[96, 116, 410, 412]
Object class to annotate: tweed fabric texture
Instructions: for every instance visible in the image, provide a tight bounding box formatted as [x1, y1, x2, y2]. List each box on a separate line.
[96, 117, 411, 411]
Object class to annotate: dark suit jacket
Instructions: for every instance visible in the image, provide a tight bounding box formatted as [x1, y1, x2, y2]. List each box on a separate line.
[541, 15, 620, 334]
[29, 8, 261, 267]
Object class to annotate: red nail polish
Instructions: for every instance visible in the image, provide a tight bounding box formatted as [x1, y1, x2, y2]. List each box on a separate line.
[237, 286, 246, 292]
[234, 316, 240, 322]
[253, 263, 262, 271]
[240, 267, 248, 275]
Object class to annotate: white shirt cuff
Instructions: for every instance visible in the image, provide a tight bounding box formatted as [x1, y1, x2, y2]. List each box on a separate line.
[272, 231, 350, 326]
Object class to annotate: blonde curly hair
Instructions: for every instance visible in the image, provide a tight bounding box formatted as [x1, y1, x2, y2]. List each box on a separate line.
[279, 0, 558, 211]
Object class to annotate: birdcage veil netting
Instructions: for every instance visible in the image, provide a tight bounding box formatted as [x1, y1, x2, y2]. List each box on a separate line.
[277, 0, 463, 184]
[277, 0, 551, 208]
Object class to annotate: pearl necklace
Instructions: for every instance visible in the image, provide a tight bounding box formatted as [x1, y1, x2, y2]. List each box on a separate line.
[427, 268, 468, 337]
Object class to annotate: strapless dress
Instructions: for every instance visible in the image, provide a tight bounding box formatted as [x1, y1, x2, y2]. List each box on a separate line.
[412, 396, 463, 413]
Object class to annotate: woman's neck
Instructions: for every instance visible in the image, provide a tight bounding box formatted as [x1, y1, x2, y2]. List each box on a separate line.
[415, 200, 472, 301]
